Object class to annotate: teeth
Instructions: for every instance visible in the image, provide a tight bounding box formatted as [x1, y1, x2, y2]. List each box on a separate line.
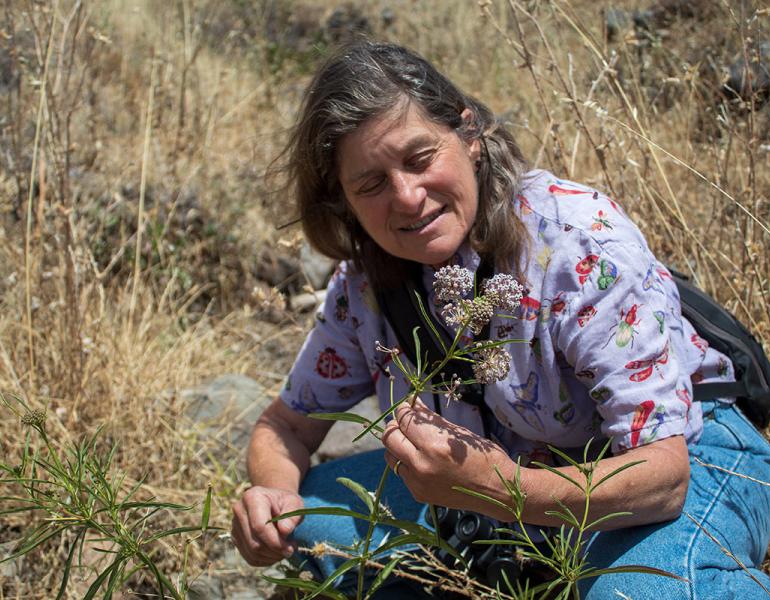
[403, 210, 440, 231]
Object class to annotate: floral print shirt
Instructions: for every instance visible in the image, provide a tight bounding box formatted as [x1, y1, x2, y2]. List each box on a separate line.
[280, 170, 734, 459]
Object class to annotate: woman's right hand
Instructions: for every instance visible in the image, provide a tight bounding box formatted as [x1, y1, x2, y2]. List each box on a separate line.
[231, 485, 305, 566]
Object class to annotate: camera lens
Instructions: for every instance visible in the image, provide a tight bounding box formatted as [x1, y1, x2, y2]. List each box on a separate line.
[486, 556, 521, 589]
[457, 514, 481, 541]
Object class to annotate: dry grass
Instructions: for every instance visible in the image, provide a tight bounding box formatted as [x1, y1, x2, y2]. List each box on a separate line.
[0, 0, 768, 597]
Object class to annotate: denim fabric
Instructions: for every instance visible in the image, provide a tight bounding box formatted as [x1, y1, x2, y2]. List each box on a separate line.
[578, 400, 770, 600]
[292, 400, 770, 599]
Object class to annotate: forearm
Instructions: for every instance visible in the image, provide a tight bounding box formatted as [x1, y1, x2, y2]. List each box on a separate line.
[476, 436, 690, 530]
[246, 399, 332, 492]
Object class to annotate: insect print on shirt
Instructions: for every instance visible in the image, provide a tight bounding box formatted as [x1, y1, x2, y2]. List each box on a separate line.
[590, 386, 612, 403]
[643, 264, 665, 295]
[676, 387, 692, 416]
[596, 259, 619, 290]
[292, 382, 322, 413]
[510, 372, 545, 433]
[496, 323, 516, 339]
[315, 347, 350, 379]
[517, 194, 533, 216]
[554, 380, 575, 426]
[537, 245, 554, 271]
[603, 303, 641, 349]
[575, 255, 600, 285]
[530, 336, 543, 365]
[691, 334, 708, 354]
[591, 210, 613, 231]
[624, 342, 669, 382]
[519, 296, 541, 321]
[575, 368, 597, 383]
[577, 305, 597, 327]
[539, 293, 567, 324]
[653, 310, 665, 334]
[548, 179, 598, 197]
[717, 357, 730, 378]
[630, 400, 663, 447]
[538, 217, 548, 240]
[334, 293, 349, 322]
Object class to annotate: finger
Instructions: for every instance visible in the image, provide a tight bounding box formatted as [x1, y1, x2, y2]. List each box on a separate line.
[232, 510, 286, 566]
[382, 418, 419, 456]
[243, 499, 291, 556]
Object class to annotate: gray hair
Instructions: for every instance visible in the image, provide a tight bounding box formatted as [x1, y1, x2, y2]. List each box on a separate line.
[282, 40, 530, 289]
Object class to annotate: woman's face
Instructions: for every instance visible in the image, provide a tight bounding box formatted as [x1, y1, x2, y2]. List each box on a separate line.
[337, 103, 481, 268]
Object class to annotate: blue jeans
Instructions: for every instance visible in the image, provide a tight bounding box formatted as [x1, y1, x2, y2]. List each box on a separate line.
[292, 400, 770, 599]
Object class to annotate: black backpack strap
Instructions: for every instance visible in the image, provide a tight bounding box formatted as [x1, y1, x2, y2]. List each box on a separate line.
[671, 268, 770, 427]
[375, 259, 495, 434]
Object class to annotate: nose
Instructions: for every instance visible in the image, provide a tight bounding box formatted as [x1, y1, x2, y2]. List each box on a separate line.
[390, 171, 426, 213]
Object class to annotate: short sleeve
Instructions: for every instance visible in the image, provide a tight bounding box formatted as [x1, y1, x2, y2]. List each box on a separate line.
[553, 239, 690, 453]
[279, 264, 375, 415]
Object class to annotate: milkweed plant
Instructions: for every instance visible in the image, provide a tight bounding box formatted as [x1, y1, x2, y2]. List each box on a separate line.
[0, 394, 217, 600]
[267, 266, 681, 600]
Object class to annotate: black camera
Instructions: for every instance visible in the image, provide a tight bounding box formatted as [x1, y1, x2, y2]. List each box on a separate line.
[426, 506, 548, 591]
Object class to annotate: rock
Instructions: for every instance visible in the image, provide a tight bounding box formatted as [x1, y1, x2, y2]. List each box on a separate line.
[0, 541, 22, 579]
[726, 41, 770, 103]
[313, 395, 384, 464]
[291, 290, 326, 313]
[181, 374, 273, 475]
[300, 243, 336, 291]
[325, 4, 371, 43]
[605, 8, 632, 41]
[187, 575, 225, 600]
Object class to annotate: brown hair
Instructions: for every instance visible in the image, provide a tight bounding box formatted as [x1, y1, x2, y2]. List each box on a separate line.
[282, 40, 530, 289]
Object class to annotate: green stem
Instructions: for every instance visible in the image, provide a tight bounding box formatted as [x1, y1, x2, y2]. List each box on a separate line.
[358, 465, 391, 600]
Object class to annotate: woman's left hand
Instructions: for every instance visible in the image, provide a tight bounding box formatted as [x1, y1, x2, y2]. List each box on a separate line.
[382, 397, 512, 511]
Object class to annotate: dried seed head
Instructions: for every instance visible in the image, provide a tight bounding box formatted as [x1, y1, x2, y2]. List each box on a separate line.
[21, 409, 46, 429]
[433, 265, 474, 303]
[482, 274, 524, 312]
[472, 345, 512, 384]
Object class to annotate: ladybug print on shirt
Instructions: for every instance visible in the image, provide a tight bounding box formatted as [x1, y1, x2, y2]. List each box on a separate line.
[315, 347, 350, 379]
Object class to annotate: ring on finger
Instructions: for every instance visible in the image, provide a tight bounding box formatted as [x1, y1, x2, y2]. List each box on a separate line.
[393, 459, 403, 477]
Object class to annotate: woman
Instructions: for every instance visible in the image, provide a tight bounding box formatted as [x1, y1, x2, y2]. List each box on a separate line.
[231, 41, 770, 598]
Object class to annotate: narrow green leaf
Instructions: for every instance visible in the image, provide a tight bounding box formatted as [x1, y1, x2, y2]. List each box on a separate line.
[529, 461, 584, 490]
[309, 412, 383, 433]
[414, 292, 448, 355]
[585, 511, 633, 531]
[336, 477, 374, 513]
[594, 460, 646, 490]
[137, 551, 183, 600]
[411, 326, 423, 375]
[545, 445, 582, 469]
[544, 509, 579, 528]
[145, 525, 224, 543]
[580, 564, 687, 581]
[56, 529, 85, 600]
[270, 506, 370, 523]
[201, 483, 212, 532]
[370, 533, 423, 556]
[304, 558, 360, 600]
[453, 485, 516, 514]
[82, 556, 123, 600]
[261, 575, 348, 600]
[352, 398, 406, 442]
[367, 555, 402, 598]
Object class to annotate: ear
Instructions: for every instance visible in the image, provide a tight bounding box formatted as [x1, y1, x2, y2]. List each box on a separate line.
[460, 108, 481, 164]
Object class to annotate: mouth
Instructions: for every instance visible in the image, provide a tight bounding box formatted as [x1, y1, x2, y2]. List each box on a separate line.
[400, 206, 446, 232]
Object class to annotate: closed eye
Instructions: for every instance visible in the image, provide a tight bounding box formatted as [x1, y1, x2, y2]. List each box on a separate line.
[406, 149, 436, 171]
[356, 176, 387, 196]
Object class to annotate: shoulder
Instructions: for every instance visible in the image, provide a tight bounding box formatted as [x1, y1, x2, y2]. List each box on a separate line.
[517, 170, 648, 250]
